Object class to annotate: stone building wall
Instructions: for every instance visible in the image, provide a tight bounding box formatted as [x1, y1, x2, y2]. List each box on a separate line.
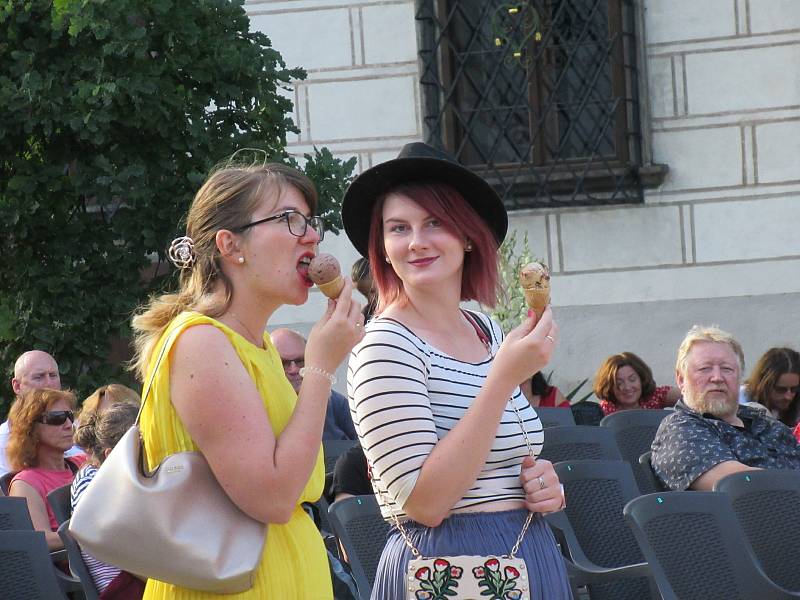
[247, 0, 800, 392]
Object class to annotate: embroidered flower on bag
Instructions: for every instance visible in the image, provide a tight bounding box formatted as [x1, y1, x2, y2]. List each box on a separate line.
[473, 557, 523, 599]
[411, 558, 463, 599]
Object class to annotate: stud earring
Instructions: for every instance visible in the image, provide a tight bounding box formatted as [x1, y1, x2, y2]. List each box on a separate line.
[238, 256, 245, 264]
[465, 241, 473, 252]
[385, 256, 391, 264]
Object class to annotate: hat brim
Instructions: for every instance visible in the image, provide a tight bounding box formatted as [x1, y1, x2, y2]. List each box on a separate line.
[341, 156, 508, 258]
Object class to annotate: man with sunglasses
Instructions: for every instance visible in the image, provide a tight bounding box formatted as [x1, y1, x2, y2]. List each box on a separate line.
[270, 328, 356, 441]
[0, 350, 62, 476]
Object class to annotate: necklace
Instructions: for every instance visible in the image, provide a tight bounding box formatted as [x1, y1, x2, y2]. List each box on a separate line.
[228, 312, 264, 348]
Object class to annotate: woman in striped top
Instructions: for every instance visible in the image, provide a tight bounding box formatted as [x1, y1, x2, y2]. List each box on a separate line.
[341, 143, 572, 600]
[72, 400, 145, 599]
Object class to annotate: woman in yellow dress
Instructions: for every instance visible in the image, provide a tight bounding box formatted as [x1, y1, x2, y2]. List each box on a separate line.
[130, 160, 364, 599]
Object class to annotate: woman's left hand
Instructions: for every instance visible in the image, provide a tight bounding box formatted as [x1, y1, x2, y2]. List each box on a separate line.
[519, 456, 564, 513]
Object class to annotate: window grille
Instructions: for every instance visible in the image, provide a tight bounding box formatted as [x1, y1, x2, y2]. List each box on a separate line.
[417, 0, 654, 209]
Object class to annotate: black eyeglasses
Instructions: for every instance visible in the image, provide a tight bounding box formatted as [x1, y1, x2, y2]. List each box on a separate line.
[35, 410, 75, 426]
[233, 210, 324, 241]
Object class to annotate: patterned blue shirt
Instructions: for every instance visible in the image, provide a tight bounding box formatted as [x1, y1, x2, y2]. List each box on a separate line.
[651, 400, 800, 490]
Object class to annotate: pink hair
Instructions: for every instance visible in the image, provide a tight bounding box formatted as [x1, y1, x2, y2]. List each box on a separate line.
[367, 182, 500, 312]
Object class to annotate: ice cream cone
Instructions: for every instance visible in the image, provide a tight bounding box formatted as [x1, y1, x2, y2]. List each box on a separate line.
[523, 287, 550, 318]
[317, 276, 345, 299]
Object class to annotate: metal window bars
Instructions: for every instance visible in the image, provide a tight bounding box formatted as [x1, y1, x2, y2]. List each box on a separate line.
[416, 0, 645, 208]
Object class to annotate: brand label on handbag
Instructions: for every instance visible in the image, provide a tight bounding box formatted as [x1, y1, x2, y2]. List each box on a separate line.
[407, 556, 529, 600]
[165, 465, 185, 473]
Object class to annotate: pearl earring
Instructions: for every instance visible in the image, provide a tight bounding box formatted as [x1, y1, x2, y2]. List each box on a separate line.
[238, 256, 245, 264]
[465, 241, 473, 252]
[385, 256, 391, 264]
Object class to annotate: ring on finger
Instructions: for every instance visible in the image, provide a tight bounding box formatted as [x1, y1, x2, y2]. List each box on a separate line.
[537, 476, 546, 490]
[545, 335, 555, 342]
[355, 323, 362, 328]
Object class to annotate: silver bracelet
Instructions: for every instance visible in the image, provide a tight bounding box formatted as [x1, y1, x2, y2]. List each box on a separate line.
[299, 366, 337, 385]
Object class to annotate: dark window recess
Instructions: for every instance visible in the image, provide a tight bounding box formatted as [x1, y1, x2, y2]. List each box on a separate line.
[417, 0, 665, 209]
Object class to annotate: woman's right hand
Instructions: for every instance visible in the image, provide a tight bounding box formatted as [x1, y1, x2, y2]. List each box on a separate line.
[304, 277, 365, 374]
[489, 306, 558, 390]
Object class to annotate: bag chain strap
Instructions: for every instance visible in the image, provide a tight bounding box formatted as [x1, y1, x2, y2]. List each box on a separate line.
[379, 313, 536, 559]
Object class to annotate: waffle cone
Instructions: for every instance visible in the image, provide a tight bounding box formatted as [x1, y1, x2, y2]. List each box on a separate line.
[317, 276, 345, 299]
[523, 287, 550, 318]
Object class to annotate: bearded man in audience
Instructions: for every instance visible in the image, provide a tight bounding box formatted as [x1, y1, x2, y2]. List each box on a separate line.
[652, 325, 800, 491]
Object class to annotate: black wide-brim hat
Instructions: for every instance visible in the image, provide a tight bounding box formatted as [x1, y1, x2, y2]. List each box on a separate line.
[341, 142, 508, 258]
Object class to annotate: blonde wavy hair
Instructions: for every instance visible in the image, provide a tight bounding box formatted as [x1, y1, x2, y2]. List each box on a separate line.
[78, 383, 141, 425]
[130, 158, 317, 381]
[7, 389, 77, 471]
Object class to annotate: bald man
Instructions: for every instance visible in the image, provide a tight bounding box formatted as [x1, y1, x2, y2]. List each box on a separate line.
[0, 351, 63, 475]
[270, 328, 357, 441]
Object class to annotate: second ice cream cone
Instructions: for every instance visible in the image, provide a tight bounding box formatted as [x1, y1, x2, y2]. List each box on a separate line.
[524, 288, 550, 318]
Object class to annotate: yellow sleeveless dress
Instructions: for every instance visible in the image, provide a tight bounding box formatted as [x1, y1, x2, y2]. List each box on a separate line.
[139, 311, 332, 599]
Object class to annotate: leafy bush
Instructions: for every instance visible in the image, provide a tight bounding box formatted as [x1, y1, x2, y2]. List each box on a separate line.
[0, 0, 354, 417]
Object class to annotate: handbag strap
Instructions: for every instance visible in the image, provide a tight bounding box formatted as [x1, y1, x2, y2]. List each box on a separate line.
[377, 313, 535, 559]
[134, 323, 186, 427]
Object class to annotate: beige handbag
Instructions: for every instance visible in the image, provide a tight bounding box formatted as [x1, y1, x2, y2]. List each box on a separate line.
[70, 326, 267, 593]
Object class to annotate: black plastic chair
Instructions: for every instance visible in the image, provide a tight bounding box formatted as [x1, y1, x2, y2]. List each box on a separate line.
[638, 451, 668, 494]
[0, 495, 35, 530]
[323, 439, 357, 474]
[535, 406, 576, 428]
[0, 470, 17, 496]
[0, 494, 83, 594]
[714, 469, 800, 592]
[48, 483, 72, 527]
[538, 426, 622, 464]
[544, 460, 656, 600]
[600, 409, 671, 493]
[58, 519, 100, 600]
[327, 494, 390, 600]
[624, 491, 800, 600]
[0, 530, 68, 599]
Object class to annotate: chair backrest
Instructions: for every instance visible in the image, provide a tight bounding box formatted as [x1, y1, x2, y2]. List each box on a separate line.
[58, 519, 100, 600]
[323, 440, 357, 474]
[327, 494, 390, 600]
[535, 406, 576, 428]
[0, 470, 17, 496]
[48, 484, 73, 527]
[600, 409, 670, 467]
[637, 451, 668, 495]
[0, 495, 35, 530]
[715, 469, 800, 592]
[538, 426, 622, 464]
[0, 530, 68, 599]
[624, 491, 796, 600]
[553, 460, 654, 600]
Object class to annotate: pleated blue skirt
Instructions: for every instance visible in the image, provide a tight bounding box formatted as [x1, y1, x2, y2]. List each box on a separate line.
[371, 509, 572, 600]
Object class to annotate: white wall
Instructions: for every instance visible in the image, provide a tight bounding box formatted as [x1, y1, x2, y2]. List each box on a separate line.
[247, 0, 800, 395]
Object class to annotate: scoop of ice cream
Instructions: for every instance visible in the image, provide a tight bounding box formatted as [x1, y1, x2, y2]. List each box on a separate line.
[519, 261, 550, 290]
[308, 253, 341, 285]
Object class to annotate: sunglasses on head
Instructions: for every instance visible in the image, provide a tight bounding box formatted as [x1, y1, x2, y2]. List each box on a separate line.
[36, 410, 75, 426]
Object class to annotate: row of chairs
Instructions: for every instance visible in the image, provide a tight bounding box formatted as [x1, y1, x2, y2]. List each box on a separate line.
[328, 468, 800, 600]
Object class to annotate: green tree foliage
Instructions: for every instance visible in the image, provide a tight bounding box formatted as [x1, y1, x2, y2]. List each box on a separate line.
[488, 230, 536, 333]
[0, 0, 355, 417]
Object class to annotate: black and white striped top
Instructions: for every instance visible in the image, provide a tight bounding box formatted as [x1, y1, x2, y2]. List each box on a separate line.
[347, 311, 544, 521]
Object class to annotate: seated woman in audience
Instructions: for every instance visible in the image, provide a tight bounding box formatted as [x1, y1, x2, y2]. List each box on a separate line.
[7, 388, 85, 550]
[72, 401, 145, 599]
[78, 383, 141, 425]
[744, 347, 800, 427]
[593, 352, 680, 416]
[520, 372, 569, 408]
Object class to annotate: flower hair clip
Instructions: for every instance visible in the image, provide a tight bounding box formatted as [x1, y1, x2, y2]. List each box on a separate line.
[168, 236, 196, 270]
